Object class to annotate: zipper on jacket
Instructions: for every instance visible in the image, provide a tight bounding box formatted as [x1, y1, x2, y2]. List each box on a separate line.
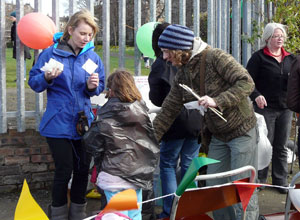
[69, 58, 76, 138]
[280, 61, 284, 75]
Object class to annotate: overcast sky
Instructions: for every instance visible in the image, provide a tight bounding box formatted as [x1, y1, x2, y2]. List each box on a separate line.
[7, 0, 68, 16]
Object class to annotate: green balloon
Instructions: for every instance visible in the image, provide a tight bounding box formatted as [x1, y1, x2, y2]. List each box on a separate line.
[136, 22, 158, 59]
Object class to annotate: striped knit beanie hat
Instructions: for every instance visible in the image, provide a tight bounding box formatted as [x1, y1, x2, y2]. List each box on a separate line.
[158, 24, 194, 50]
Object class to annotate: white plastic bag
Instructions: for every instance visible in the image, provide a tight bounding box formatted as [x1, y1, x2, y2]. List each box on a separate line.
[184, 101, 207, 116]
[101, 213, 130, 220]
[255, 113, 273, 170]
[287, 148, 297, 164]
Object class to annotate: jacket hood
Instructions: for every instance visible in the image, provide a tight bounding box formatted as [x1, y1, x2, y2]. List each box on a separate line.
[53, 32, 63, 43]
[99, 97, 149, 123]
[190, 37, 208, 60]
[52, 32, 95, 56]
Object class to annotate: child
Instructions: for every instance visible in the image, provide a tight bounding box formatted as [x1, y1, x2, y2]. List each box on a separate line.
[83, 70, 159, 220]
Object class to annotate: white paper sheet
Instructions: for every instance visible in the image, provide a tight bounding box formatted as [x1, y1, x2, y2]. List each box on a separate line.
[82, 58, 98, 74]
[184, 101, 206, 116]
[40, 58, 64, 72]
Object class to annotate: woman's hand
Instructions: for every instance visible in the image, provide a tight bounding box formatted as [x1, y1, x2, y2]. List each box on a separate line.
[255, 95, 267, 109]
[198, 95, 217, 108]
[44, 67, 62, 82]
[87, 73, 99, 90]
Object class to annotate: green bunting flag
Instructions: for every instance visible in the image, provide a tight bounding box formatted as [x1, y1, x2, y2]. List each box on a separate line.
[176, 157, 220, 196]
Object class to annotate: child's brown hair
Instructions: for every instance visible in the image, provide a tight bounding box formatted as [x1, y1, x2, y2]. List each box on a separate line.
[107, 70, 142, 102]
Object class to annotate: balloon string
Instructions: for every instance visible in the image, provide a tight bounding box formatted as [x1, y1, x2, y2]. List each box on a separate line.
[83, 184, 296, 220]
[139, 193, 174, 205]
[139, 183, 296, 205]
[126, 24, 136, 30]
[82, 193, 174, 220]
[233, 182, 296, 190]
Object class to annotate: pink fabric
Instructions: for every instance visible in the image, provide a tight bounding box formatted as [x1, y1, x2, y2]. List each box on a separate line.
[95, 211, 131, 220]
[90, 166, 97, 184]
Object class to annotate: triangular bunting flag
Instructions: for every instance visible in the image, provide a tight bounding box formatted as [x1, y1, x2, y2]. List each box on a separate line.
[14, 179, 49, 220]
[234, 180, 261, 211]
[176, 157, 220, 196]
[102, 189, 138, 213]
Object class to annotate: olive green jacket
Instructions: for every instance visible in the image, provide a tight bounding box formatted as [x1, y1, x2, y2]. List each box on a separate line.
[153, 43, 257, 142]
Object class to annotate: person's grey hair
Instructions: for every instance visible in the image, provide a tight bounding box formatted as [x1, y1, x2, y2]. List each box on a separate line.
[261, 22, 287, 48]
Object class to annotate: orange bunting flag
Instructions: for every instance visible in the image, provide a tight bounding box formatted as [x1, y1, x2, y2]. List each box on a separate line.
[234, 180, 262, 211]
[102, 189, 138, 213]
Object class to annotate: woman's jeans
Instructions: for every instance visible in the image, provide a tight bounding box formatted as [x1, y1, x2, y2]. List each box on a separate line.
[206, 127, 259, 220]
[47, 138, 91, 207]
[159, 137, 200, 218]
[104, 189, 142, 220]
[255, 107, 292, 186]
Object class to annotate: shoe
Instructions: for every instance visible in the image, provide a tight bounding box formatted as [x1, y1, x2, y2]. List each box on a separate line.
[277, 187, 288, 194]
[49, 204, 68, 220]
[257, 186, 265, 192]
[69, 202, 87, 220]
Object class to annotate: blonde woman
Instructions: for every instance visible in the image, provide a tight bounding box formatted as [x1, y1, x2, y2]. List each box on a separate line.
[29, 9, 105, 220]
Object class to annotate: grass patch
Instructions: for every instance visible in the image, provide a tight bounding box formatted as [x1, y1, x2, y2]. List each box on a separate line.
[95, 47, 150, 75]
[6, 47, 150, 88]
[6, 49, 34, 88]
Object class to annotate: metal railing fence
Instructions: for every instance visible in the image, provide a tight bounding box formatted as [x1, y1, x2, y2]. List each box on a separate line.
[0, 0, 272, 133]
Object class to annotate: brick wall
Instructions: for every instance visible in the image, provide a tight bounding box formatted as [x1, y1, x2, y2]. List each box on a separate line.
[0, 129, 54, 193]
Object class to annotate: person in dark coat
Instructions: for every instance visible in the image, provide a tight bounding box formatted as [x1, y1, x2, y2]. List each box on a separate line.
[287, 55, 300, 168]
[148, 22, 202, 218]
[246, 23, 296, 194]
[9, 11, 31, 81]
[83, 70, 159, 220]
[287, 56, 300, 113]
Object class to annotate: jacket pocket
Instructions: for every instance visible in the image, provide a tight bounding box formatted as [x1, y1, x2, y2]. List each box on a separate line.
[39, 102, 65, 132]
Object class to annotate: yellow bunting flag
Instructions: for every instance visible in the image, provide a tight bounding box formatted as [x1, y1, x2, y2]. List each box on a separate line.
[14, 179, 49, 220]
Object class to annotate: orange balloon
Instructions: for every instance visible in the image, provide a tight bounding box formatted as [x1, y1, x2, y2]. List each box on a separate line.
[17, 12, 56, 50]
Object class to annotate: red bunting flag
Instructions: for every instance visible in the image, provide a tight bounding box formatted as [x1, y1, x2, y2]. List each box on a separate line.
[233, 180, 262, 211]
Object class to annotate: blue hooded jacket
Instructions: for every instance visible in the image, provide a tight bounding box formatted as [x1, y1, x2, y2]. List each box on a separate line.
[29, 33, 105, 139]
